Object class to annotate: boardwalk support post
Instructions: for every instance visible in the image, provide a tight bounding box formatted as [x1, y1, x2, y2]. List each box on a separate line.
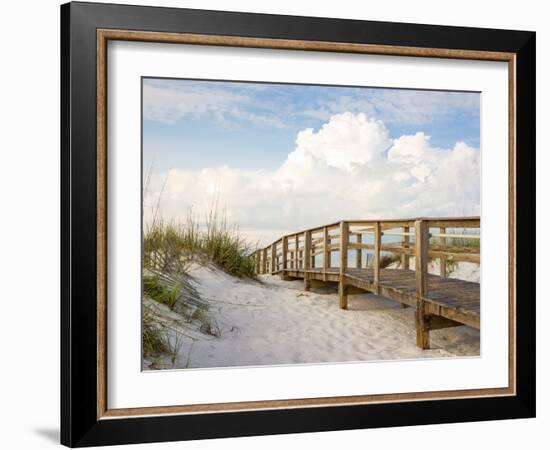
[304, 230, 311, 291]
[401, 226, 410, 270]
[439, 226, 447, 278]
[270, 243, 276, 274]
[356, 233, 362, 268]
[401, 226, 410, 308]
[374, 222, 381, 295]
[339, 221, 349, 309]
[262, 248, 267, 274]
[323, 226, 329, 282]
[415, 219, 430, 349]
[295, 234, 299, 270]
[281, 236, 288, 280]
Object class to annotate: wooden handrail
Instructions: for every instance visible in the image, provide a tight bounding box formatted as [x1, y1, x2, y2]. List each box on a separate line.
[254, 218, 480, 308]
[251, 216, 480, 351]
[258, 216, 479, 251]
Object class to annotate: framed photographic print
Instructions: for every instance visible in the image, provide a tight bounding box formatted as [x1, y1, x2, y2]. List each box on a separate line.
[60, 1, 536, 447]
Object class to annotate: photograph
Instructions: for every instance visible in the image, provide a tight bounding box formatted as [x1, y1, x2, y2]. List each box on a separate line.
[141, 78, 481, 370]
[55, 1, 536, 446]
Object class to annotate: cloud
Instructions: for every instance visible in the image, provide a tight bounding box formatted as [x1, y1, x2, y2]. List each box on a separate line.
[145, 112, 479, 246]
[286, 113, 391, 171]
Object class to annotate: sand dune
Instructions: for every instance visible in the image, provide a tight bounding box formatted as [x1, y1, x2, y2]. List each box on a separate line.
[146, 263, 479, 370]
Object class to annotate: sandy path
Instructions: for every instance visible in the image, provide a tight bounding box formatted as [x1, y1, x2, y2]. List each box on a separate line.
[164, 265, 479, 370]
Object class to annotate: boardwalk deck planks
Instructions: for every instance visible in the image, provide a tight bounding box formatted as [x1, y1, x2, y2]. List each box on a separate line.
[255, 217, 480, 348]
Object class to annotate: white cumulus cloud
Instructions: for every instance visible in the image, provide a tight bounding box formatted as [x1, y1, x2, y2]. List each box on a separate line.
[145, 113, 479, 246]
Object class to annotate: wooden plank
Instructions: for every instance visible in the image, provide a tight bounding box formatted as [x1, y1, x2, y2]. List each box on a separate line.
[347, 221, 375, 227]
[439, 227, 447, 278]
[304, 230, 311, 291]
[339, 221, 349, 309]
[431, 232, 480, 239]
[429, 251, 480, 263]
[323, 226, 329, 281]
[349, 227, 374, 235]
[380, 221, 416, 230]
[263, 216, 481, 347]
[415, 219, 430, 349]
[374, 222, 381, 294]
[281, 236, 288, 279]
[270, 243, 276, 274]
[401, 226, 410, 271]
[356, 233, 362, 268]
[347, 242, 373, 250]
[295, 234, 300, 269]
[425, 315, 462, 330]
[427, 243, 480, 254]
[382, 231, 414, 237]
[426, 219, 480, 228]
[400, 226, 411, 307]
[262, 247, 267, 275]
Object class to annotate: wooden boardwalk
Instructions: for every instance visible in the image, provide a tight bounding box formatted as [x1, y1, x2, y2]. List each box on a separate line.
[254, 217, 480, 349]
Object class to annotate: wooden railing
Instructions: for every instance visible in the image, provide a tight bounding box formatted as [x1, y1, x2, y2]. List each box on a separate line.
[255, 217, 480, 277]
[254, 217, 480, 349]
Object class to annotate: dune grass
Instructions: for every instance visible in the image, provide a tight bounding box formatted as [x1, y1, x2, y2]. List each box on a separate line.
[430, 228, 480, 248]
[142, 205, 255, 366]
[142, 304, 175, 359]
[443, 236, 480, 248]
[143, 274, 181, 310]
[379, 252, 401, 269]
[143, 207, 257, 279]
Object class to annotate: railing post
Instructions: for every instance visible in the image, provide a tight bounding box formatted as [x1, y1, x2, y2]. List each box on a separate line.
[323, 226, 329, 281]
[262, 247, 267, 274]
[439, 226, 447, 278]
[339, 221, 349, 309]
[415, 219, 430, 349]
[311, 242, 316, 268]
[401, 226, 410, 270]
[374, 222, 381, 294]
[270, 243, 276, 274]
[295, 234, 299, 270]
[304, 230, 311, 291]
[356, 233, 362, 268]
[400, 226, 411, 309]
[281, 236, 288, 280]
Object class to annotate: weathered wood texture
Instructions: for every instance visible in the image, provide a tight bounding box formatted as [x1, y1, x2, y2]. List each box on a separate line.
[254, 217, 480, 349]
[270, 243, 276, 274]
[373, 222, 381, 294]
[415, 220, 430, 349]
[439, 226, 447, 278]
[339, 221, 349, 309]
[304, 230, 311, 291]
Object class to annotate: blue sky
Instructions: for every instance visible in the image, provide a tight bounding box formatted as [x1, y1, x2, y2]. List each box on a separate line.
[143, 78, 480, 173]
[142, 78, 480, 245]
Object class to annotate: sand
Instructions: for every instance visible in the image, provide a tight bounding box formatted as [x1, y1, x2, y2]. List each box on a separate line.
[144, 262, 480, 370]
